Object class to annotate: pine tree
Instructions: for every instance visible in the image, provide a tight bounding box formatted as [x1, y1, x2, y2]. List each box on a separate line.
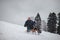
[34, 12, 41, 33]
[35, 13, 41, 21]
[47, 12, 57, 33]
[57, 13, 60, 35]
[47, 13, 52, 32]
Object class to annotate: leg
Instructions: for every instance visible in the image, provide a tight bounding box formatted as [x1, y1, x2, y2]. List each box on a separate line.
[27, 27, 30, 32]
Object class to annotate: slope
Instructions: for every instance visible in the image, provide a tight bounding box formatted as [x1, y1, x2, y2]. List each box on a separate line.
[0, 21, 60, 40]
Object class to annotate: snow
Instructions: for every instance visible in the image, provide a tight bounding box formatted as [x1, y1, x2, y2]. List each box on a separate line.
[0, 21, 60, 40]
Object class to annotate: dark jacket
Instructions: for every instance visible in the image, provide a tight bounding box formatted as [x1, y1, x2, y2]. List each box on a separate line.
[24, 20, 34, 29]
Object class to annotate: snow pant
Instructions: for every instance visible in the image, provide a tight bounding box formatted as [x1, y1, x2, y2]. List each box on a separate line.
[27, 27, 31, 32]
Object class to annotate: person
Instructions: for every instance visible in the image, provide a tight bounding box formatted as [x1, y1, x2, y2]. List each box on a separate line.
[24, 17, 34, 32]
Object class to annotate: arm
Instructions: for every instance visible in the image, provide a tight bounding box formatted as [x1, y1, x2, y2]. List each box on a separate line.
[24, 21, 27, 27]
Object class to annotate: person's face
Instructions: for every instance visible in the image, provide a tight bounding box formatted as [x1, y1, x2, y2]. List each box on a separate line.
[28, 17, 31, 20]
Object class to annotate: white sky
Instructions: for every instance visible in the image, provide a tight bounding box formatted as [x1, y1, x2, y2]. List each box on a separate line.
[0, 0, 60, 25]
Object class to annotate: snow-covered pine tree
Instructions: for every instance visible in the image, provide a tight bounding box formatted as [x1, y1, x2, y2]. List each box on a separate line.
[47, 12, 57, 33]
[57, 12, 60, 35]
[47, 13, 52, 32]
[34, 12, 41, 33]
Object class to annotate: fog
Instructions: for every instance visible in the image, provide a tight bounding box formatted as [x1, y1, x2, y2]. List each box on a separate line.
[0, 0, 60, 25]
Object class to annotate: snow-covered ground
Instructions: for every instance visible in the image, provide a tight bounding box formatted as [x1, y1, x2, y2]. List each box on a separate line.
[0, 21, 60, 40]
